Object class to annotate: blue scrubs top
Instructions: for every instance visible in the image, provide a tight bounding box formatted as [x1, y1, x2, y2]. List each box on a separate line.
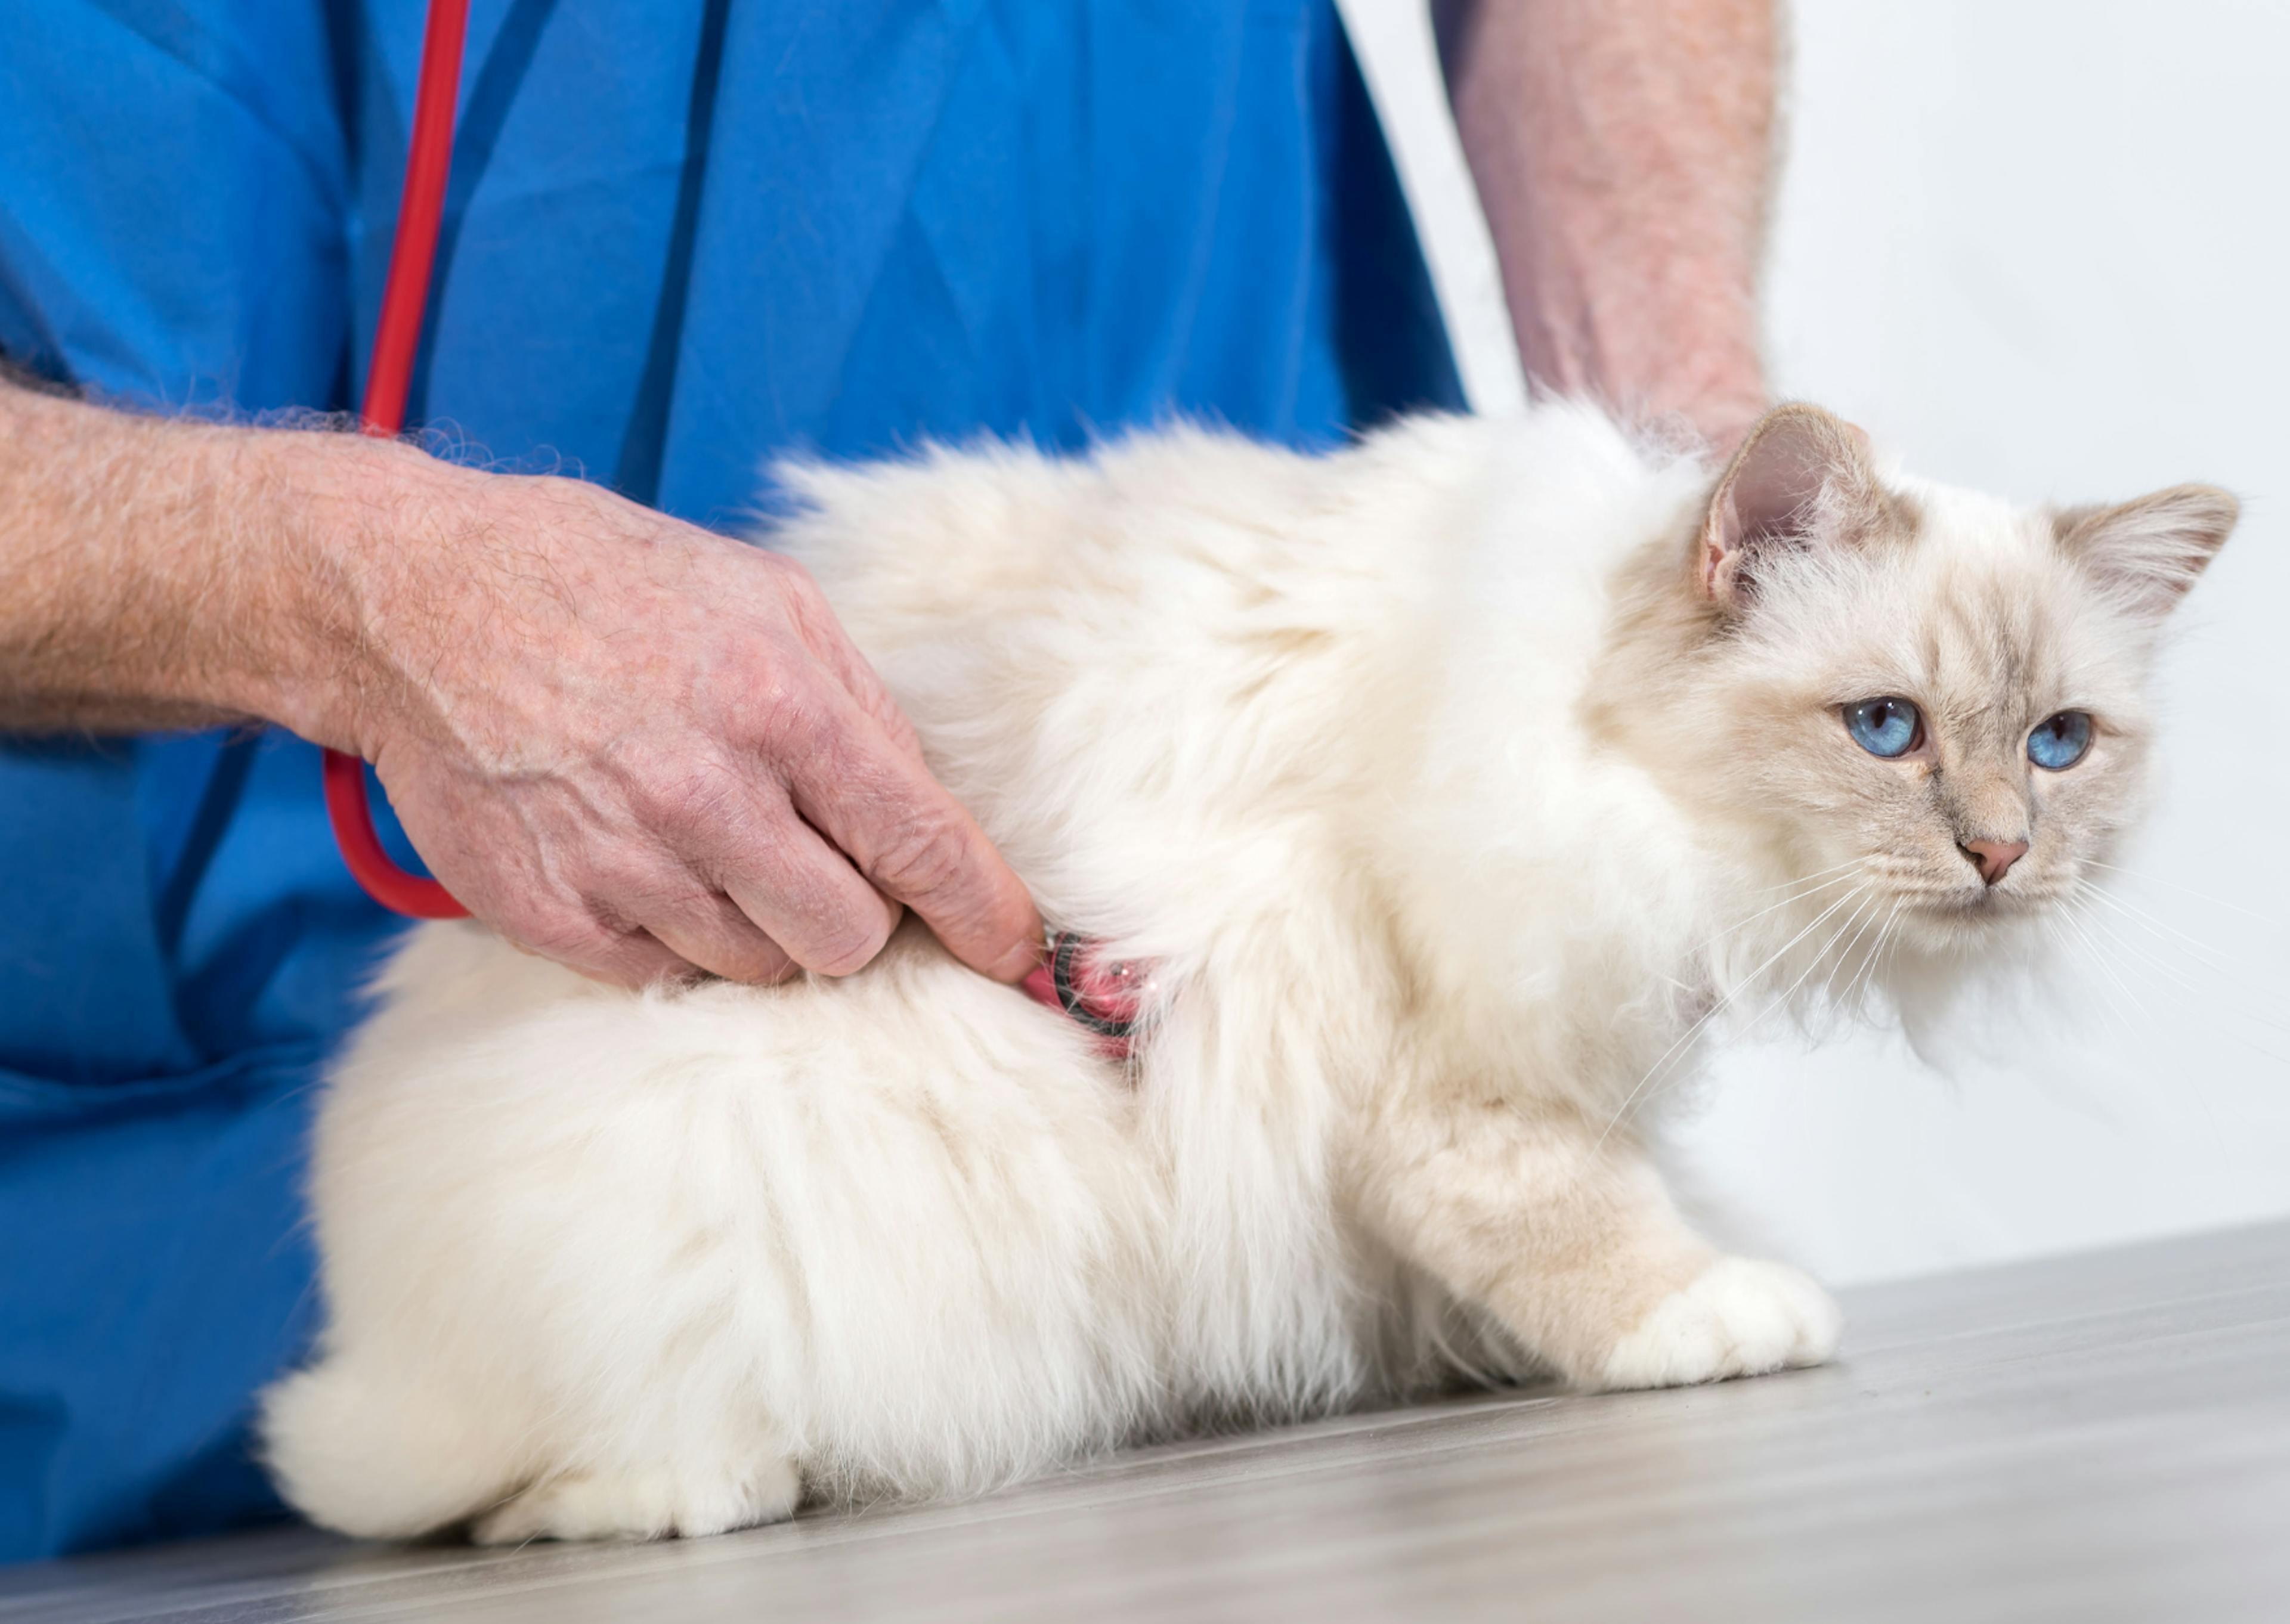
[0, 0, 1459, 1561]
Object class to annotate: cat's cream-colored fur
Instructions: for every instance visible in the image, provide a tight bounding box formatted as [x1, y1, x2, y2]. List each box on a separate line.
[261, 401, 2233, 1544]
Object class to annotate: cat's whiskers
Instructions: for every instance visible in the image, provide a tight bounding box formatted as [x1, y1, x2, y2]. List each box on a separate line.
[1820, 890, 1890, 1010]
[2051, 888, 2245, 1164]
[1742, 857, 1868, 898]
[1623, 887, 1879, 1133]
[2081, 860, 2277, 928]
[1740, 888, 1877, 1043]
[2053, 891, 2152, 1042]
[1595, 882, 1870, 1151]
[1689, 867, 1864, 963]
[2075, 895, 2276, 1047]
[2077, 883, 2290, 1031]
[1839, 897, 1904, 1012]
[2073, 882, 2290, 1051]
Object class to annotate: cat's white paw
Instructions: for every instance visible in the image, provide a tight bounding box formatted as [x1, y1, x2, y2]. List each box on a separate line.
[471, 1456, 801, 1545]
[1597, 1256, 1841, 1390]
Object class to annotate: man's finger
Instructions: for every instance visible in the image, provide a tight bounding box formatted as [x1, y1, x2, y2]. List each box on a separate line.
[699, 796, 904, 977]
[577, 929, 698, 990]
[635, 884, 799, 985]
[503, 916, 694, 990]
[779, 686, 1041, 983]
[454, 864, 697, 990]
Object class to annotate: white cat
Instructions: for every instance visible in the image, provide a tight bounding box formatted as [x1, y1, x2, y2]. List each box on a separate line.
[261, 401, 2235, 1544]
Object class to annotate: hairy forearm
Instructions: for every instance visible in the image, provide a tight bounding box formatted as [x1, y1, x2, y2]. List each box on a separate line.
[0, 378, 354, 736]
[1436, 0, 1778, 444]
[0, 374, 1041, 987]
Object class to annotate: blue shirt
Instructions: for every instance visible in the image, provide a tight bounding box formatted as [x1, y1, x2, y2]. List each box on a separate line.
[0, 0, 1459, 1560]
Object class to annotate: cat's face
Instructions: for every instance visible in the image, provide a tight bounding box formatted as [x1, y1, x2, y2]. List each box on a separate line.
[1673, 406, 2235, 953]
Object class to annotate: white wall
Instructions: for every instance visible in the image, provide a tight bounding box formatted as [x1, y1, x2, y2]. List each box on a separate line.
[1344, 0, 2290, 1284]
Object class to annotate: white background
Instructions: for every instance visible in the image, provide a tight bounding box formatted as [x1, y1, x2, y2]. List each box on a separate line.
[1342, 0, 2290, 1284]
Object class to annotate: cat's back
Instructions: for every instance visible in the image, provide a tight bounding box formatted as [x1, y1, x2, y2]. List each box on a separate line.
[768, 406, 1689, 664]
[761, 407, 1693, 922]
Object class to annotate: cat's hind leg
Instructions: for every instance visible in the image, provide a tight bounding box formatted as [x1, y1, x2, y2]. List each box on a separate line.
[259, 1356, 530, 1541]
[469, 1453, 802, 1545]
[265, 1353, 803, 1544]
[462, 1363, 807, 1543]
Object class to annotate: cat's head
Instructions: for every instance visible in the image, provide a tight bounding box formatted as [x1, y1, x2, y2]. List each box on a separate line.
[1624, 402, 2236, 957]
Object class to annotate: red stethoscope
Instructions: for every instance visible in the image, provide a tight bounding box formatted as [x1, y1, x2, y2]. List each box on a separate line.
[323, 0, 470, 918]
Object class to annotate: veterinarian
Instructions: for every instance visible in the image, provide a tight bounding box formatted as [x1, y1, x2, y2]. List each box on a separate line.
[0, 0, 1774, 1560]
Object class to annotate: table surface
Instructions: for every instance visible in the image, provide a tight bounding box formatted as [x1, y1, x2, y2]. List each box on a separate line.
[7, 1220, 2288, 1624]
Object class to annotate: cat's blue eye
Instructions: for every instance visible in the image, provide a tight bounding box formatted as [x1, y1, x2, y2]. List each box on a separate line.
[1844, 697, 1922, 758]
[2028, 710, 2093, 771]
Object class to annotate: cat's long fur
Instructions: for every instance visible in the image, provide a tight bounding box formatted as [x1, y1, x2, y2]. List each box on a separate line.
[261, 401, 2234, 1544]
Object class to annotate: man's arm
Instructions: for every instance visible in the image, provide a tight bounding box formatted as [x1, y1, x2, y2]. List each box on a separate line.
[0, 377, 1041, 988]
[1434, 0, 1778, 448]
[0, 373, 303, 733]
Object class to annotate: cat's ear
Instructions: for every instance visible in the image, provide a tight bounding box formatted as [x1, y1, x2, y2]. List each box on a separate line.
[2052, 484, 2238, 616]
[1697, 403, 1901, 610]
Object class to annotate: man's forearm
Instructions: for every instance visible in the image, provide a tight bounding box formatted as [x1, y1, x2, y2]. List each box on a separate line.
[1436, 0, 1778, 445]
[0, 374, 1042, 986]
[0, 377, 333, 734]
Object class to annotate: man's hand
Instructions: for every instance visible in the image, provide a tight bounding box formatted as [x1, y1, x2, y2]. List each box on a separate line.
[1437, 0, 1778, 452]
[0, 379, 1042, 988]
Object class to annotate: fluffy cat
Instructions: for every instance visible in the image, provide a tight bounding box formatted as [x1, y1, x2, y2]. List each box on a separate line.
[260, 401, 2235, 1544]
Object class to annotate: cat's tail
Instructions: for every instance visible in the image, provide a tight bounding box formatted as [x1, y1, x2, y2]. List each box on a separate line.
[259, 1356, 528, 1540]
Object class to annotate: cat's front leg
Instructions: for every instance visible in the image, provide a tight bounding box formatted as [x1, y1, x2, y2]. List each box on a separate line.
[1362, 1097, 1840, 1390]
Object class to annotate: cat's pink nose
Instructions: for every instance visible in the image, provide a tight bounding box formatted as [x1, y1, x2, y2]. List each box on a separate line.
[1960, 838, 2029, 886]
